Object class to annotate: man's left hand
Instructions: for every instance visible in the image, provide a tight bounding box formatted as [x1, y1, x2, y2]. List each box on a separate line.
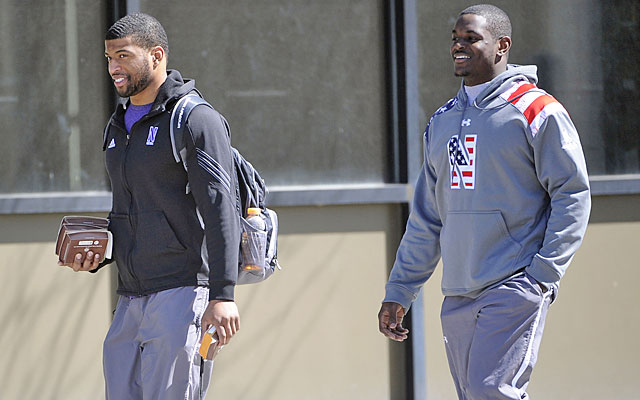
[57, 251, 101, 272]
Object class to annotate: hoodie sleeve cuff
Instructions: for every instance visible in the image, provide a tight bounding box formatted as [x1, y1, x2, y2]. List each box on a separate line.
[526, 255, 562, 288]
[209, 281, 235, 301]
[88, 257, 114, 274]
[383, 283, 416, 311]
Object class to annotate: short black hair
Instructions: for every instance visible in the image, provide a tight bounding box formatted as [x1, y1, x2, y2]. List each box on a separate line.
[106, 13, 169, 57]
[459, 4, 512, 40]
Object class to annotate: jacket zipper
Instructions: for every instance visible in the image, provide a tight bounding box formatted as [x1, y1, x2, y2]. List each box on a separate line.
[112, 118, 144, 295]
[128, 107, 169, 295]
[113, 106, 168, 295]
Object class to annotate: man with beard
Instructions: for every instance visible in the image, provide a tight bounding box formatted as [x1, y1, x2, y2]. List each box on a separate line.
[378, 4, 590, 399]
[59, 13, 240, 399]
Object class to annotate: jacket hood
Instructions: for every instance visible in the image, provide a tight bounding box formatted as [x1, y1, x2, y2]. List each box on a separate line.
[456, 64, 538, 108]
[152, 69, 197, 110]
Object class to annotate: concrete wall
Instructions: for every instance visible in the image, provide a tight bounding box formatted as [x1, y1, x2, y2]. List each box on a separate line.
[0, 213, 111, 400]
[0, 205, 402, 400]
[0, 196, 638, 399]
[208, 205, 402, 399]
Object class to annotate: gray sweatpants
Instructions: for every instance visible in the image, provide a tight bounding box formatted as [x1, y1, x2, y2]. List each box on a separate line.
[103, 286, 213, 400]
[441, 272, 552, 400]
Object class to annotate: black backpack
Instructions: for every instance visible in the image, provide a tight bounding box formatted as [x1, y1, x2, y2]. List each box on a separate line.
[170, 94, 280, 284]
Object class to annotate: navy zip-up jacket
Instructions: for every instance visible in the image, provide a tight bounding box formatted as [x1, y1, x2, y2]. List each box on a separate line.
[99, 69, 240, 301]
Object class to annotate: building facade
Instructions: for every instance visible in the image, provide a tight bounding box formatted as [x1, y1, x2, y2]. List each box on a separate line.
[1, 1, 638, 399]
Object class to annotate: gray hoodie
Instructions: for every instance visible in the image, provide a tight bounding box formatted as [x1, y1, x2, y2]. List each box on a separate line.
[384, 65, 591, 309]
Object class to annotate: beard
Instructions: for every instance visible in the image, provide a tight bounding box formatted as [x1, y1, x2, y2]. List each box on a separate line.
[116, 60, 152, 98]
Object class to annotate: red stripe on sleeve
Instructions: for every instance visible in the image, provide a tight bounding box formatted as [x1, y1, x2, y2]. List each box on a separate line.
[523, 95, 557, 124]
[507, 83, 537, 102]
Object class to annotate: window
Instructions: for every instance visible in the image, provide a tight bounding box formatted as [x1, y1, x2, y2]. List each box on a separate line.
[141, 0, 388, 186]
[0, 1, 110, 194]
[417, 0, 640, 176]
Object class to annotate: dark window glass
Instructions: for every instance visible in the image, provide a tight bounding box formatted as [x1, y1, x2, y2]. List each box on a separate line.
[141, 0, 388, 186]
[417, 0, 640, 176]
[0, 1, 110, 194]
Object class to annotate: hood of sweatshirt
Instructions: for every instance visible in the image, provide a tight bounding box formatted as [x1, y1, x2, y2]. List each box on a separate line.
[456, 64, 539, 109]
[152, 69, 197, 110]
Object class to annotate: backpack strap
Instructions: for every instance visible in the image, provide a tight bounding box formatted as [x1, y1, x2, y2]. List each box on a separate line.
[169, 94, 214, 194]
[169, 94, 264, 217]
[170, 94, 213, 166]
[232, 147, 266, 211]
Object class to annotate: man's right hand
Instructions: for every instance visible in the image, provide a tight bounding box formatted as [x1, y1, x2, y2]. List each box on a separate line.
[200, 300, 240, 346]
[378, 302, 409, 342]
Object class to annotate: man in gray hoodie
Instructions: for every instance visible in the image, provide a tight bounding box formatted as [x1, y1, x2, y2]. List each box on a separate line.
[378, 4, 590, 399]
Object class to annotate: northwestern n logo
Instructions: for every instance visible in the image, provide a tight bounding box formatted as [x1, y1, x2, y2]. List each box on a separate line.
[146, 126, 159, 146]
[448, 134, 477, 189]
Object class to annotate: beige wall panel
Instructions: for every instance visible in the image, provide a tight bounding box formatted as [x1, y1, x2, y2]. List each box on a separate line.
[423, 221, 640, 399]
[531, 221, 640, 399]
[7, 207, 635, 399]
[208, 205, 398, 399]
[0, 206, 399, 400]
[0, 214, 112, 400]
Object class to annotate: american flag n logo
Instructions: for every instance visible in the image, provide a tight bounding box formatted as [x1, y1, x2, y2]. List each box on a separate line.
[448, 134, 477, 189]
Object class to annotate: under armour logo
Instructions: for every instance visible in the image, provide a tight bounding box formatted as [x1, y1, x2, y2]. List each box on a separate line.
[461, 119, 471, 127]
[108, 138, 116, 149]
[146, 126, 159, 146]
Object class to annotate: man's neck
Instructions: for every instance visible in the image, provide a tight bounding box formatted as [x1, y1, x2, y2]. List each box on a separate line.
[130, 70, 168, 105]
[463, 65, 508, 87]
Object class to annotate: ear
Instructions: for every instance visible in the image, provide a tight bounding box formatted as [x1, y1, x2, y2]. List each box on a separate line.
[496, 36, 512, 57]
[150, 46, 165, 68]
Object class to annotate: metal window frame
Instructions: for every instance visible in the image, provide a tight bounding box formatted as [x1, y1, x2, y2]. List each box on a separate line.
[1, 174, 637, 214]
[0, 184, 412, 214]
[589, 174, 640, 195]
[387, 1, 426, 398]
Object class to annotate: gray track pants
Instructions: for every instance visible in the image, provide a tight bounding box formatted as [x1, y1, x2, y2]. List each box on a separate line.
[103, 286, 213, 400]
[441, 272, 552, 400]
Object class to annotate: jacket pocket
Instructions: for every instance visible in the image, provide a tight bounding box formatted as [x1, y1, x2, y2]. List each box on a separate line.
[440, 210, 523, 293]
[131, 210, 188, 279]
[108, 213, 133, 270]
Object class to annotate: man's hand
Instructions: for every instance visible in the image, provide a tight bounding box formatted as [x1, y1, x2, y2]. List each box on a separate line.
[201, 300, 240, 346]
[378, 302, 409, 342]
[57, 252, 101, 272]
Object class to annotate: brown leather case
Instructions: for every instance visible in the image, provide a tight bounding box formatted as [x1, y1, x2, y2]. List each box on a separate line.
[56, 216, 108, 255]
[58, 230, 111, 264]
[56, 216, 111, 264]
